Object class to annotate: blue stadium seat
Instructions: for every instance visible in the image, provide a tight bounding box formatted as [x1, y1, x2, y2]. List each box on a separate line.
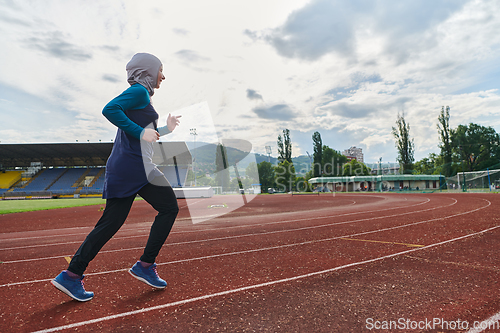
[48, 168, 86, 194]
[20, 168, 66, 193]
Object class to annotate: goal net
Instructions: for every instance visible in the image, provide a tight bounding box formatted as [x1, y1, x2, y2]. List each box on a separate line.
[446, 169, 500, 191]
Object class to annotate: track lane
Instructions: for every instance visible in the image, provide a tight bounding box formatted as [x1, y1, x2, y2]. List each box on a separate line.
[0, 195, 436, 260]
[1, 195, 453, 283]
[0, 195, 475, 288]
[31, 209, 499, 333]
[1, 193, 498, 333]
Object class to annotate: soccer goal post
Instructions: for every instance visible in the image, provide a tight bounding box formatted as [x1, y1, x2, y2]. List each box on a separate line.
[448, 169, 500, 191]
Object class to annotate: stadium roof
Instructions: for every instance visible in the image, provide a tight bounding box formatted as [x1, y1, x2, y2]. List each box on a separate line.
[0, 143, 113, 168]
[0, 142, 192, 169]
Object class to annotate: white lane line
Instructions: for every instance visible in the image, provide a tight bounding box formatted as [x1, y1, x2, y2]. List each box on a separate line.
[0, 197, 450, 262]
[0, 197, 438, 252]
[0, 226, 91, 238]
[1, 197, 486, 288]
[0, 227, 147, 242]
[0, 195, 429, 243]
[31, 208, 498, 333]
[177, 195, 429, 232]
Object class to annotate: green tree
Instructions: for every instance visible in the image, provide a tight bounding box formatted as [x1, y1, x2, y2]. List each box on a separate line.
[245, 162, 259, 184]
[437, 106, 453, 177]
[342, 159, 371, 176]
[195, 175, 213, 186]
[257, 161, 275, 193]
[294, 176, 312, 192]
[304, 169, 313, 181]
[215, 143, 230, 191]
[312, 131, 322, 177]
[242, 177, 252, 190]
[277, 129, 292, 163]
[451, 123, 500, 172]
[229, 178, 240, 192]
[274, 160, 296, 192]
[322, 145, 348, 176]
[413, 153, 442, 175]
[392, 112, 415, 174]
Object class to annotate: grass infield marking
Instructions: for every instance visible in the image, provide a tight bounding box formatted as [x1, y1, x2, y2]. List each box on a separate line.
[0, 197, 154, 215]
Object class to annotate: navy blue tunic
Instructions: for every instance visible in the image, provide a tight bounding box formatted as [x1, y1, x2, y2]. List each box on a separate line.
[103, 102, 161, 199]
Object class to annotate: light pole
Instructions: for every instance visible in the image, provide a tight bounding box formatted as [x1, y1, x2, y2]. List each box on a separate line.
[190, 128, 197, 186]
[265, 146, 271, 163]
[306, 151, 313, 173]
[378, 157, 382, 192]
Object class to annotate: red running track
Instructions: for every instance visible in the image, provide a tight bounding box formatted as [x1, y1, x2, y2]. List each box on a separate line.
[1, 193, 500, 332]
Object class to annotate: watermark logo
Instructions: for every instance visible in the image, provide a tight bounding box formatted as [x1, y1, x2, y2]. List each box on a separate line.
[365, 317, 500, 331]
[143, 102, 259, 224]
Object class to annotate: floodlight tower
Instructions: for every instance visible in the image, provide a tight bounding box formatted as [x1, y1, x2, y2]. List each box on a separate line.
[190, 128, 197, 186]
[306, 151, 313, 171]
[265, 146, 272, 163]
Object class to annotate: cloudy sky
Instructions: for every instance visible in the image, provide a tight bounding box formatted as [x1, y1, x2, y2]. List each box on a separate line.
[1, 0, 500, 163]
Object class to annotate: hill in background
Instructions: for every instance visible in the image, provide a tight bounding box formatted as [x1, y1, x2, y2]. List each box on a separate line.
[185, 142, 311, 177]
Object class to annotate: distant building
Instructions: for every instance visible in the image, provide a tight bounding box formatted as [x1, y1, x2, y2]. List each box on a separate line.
[309, 174, 444, 192]
[342, 146, 364, 163]
[366, 162, 401, 175]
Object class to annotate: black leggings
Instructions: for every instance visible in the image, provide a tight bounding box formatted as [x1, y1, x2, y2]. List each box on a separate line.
[68, 179, 179, 276]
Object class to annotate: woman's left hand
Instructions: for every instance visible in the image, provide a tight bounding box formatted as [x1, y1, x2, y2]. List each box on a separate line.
[167, 113, 181, 132]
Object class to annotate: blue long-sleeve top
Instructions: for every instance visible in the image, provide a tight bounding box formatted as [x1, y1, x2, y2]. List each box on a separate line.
[102, 84, 170, 138]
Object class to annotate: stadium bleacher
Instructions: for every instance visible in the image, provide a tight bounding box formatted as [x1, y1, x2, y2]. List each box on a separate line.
[6, 167, 106, 197]
[49, 168, 87, 195]
[1, 142, 192, 198]
[81, 168, 105, 195]
[13, 168, 66, 193]
[0, 171, 23, 189]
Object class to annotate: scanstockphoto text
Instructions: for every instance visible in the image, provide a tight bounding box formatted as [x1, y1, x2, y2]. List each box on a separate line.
[365, 317, 500, 331]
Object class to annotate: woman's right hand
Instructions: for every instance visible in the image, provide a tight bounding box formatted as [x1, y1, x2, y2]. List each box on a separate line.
[141, 128, 160, 142]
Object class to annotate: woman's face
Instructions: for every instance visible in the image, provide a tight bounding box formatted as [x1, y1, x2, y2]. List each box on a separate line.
[156, 66, 165, 89]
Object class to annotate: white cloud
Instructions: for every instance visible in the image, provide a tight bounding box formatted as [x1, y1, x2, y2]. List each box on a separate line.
[0, 0, 500, 165]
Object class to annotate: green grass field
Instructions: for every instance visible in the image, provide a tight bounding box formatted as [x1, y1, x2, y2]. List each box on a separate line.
[1, 191, 497, 215]
[0, 198, 107, 214]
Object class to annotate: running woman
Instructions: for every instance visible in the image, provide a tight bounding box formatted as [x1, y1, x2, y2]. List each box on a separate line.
[52, 53, 181, 301]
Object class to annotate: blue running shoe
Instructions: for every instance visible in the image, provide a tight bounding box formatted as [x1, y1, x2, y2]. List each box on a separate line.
[129, 262, 167, 289]
[51, 271, 94, 302]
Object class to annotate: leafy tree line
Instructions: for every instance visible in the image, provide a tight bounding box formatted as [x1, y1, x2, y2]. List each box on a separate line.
[190, 130, 299, 193]
[392, 111, 414, 174]
[306, 131, 371, 180]
[186, 129, 373, 193]
[255, 129, 373, 193]
[188, 106, 499, 194]
[194, 105, 500, 194]
[407, 106, 500, 176]
[259, 106, 500, 192]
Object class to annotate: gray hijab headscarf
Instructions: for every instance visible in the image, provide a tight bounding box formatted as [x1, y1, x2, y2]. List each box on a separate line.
[126, 53, 162, 96]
